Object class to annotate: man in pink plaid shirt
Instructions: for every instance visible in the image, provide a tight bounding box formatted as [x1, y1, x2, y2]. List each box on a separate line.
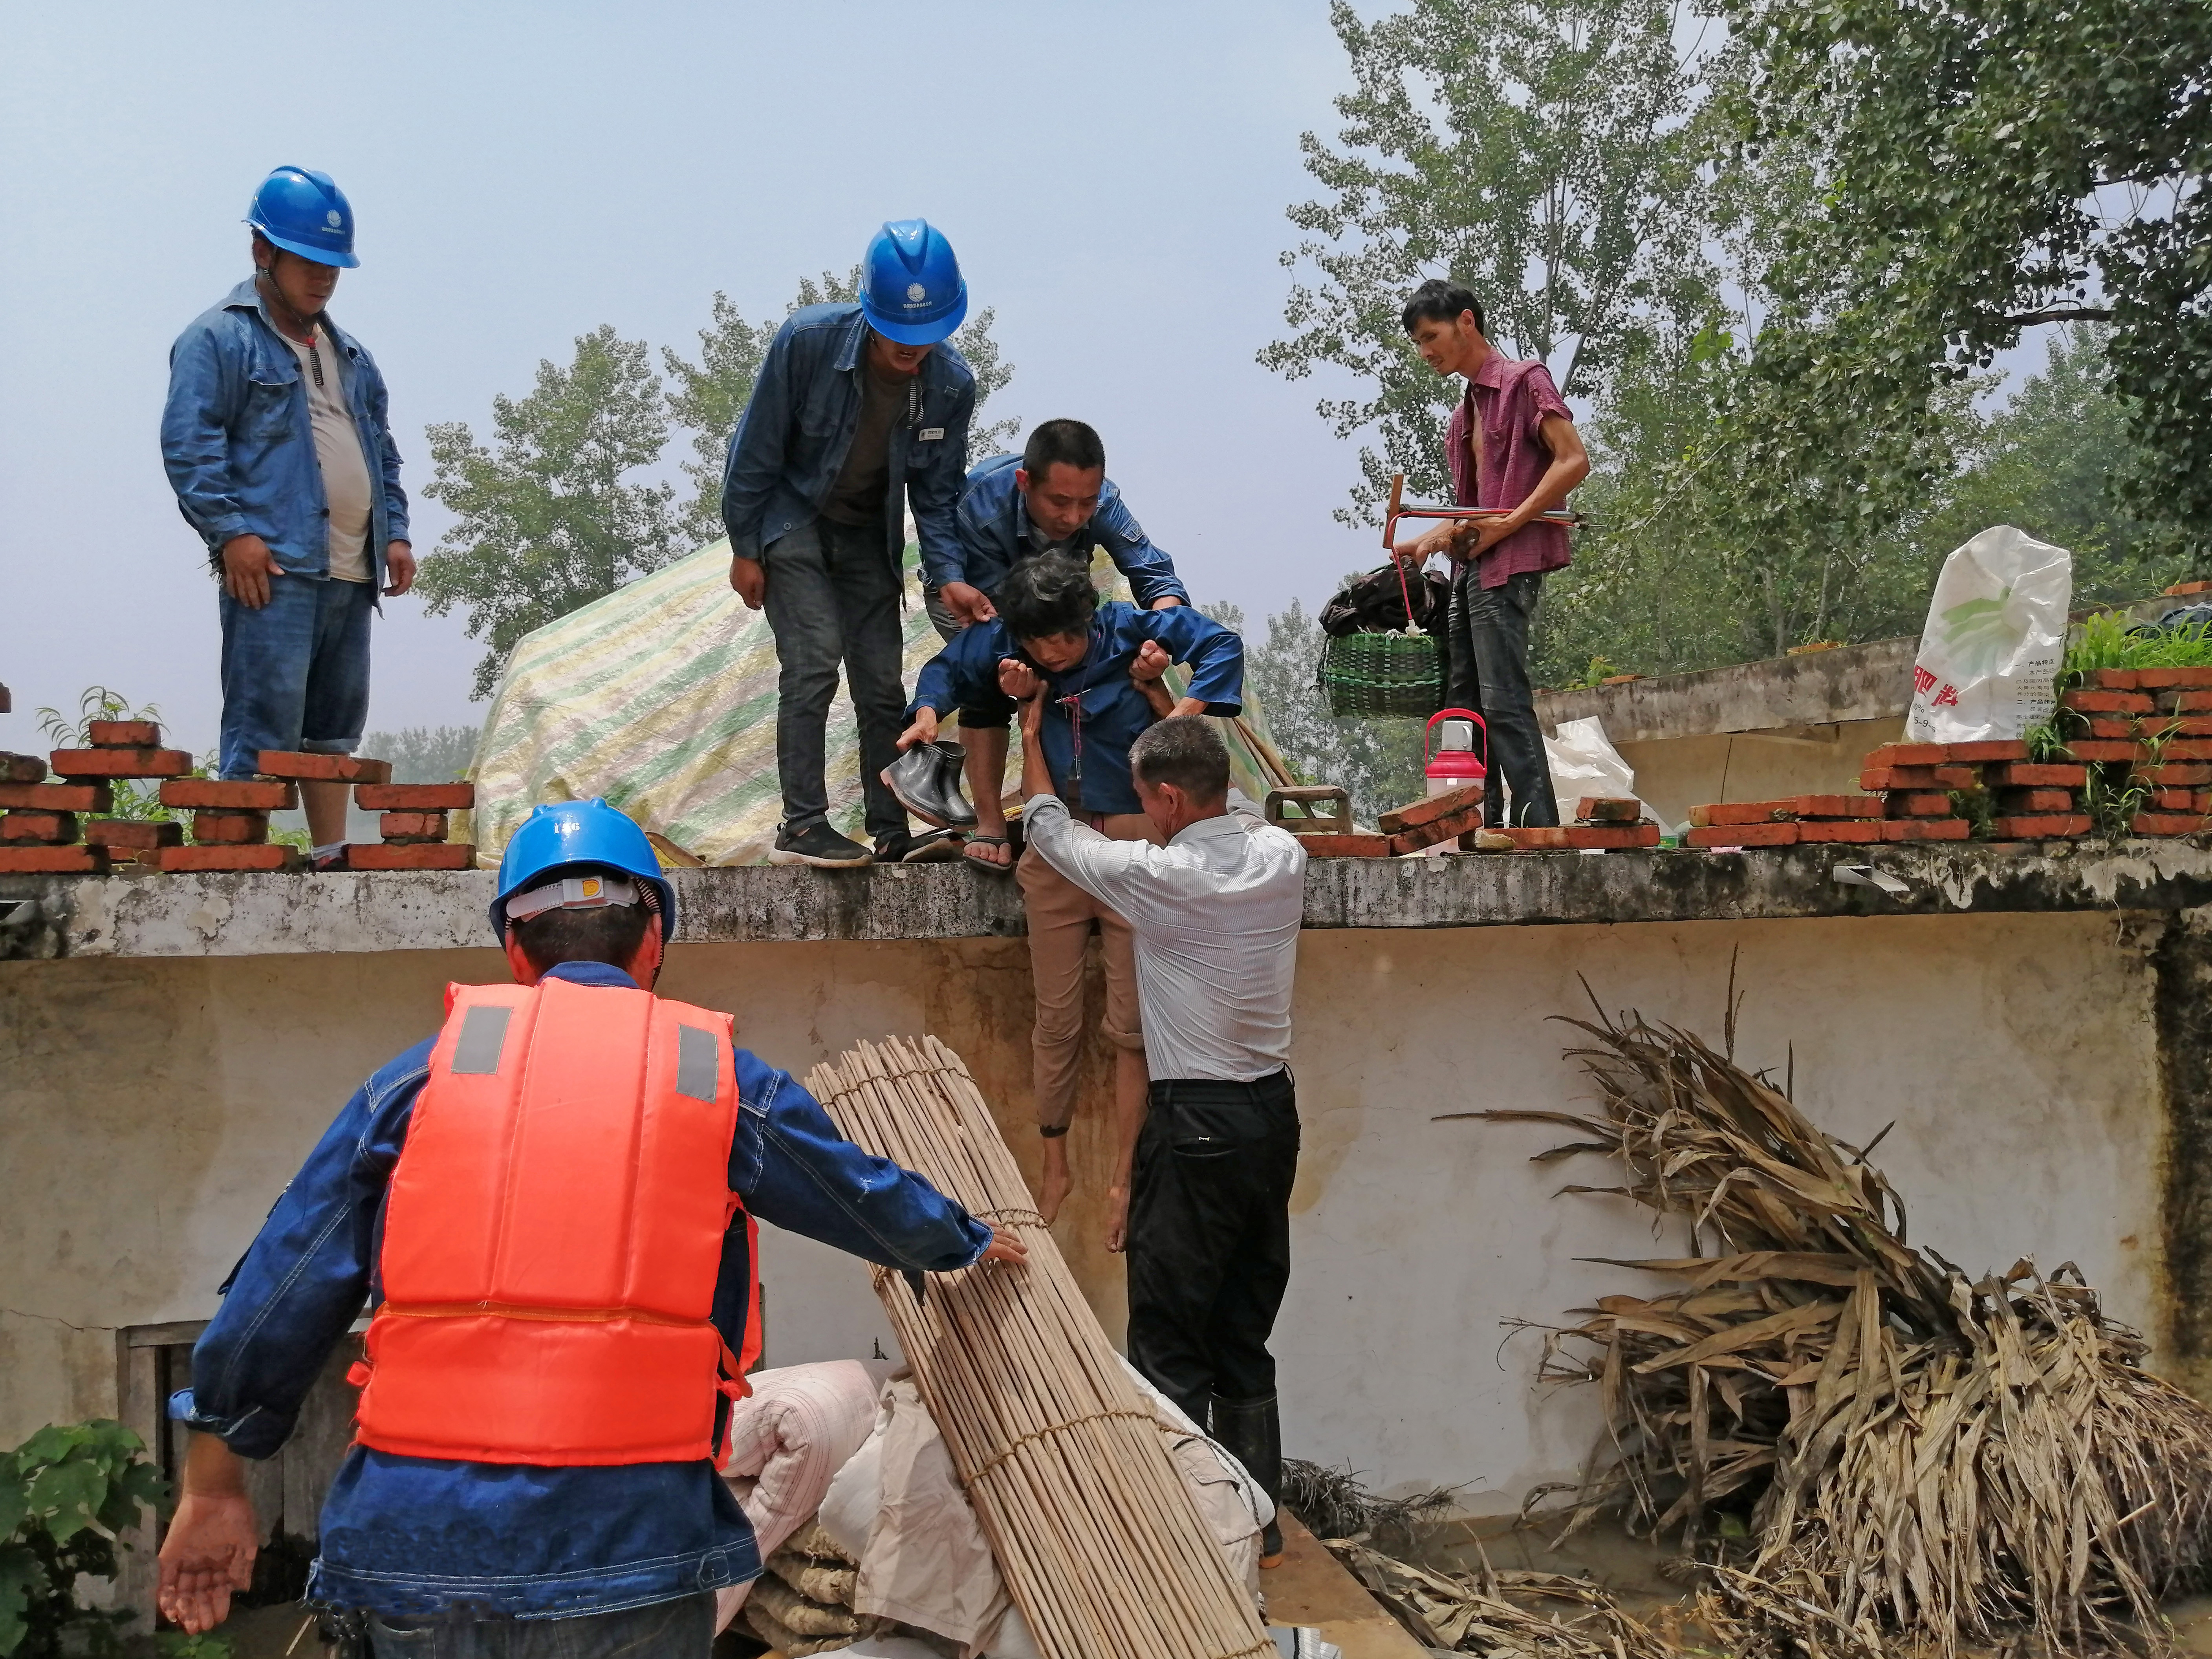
[1393, 280, 1590, 828]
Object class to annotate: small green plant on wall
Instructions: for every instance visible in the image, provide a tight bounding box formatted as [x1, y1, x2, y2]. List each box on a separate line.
[0, 1419, 223, 1657]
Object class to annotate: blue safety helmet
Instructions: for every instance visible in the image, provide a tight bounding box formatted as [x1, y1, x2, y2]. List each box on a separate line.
[490, 799, 676, 941]
[859, 219, 967, 346]
[245, 165, 359, 269]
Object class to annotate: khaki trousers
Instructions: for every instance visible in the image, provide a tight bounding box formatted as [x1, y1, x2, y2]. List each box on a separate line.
[1018, 814, 1157, 1131]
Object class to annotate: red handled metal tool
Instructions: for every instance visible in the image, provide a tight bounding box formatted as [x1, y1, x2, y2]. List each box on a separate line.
[1381, 472, 1585, 551]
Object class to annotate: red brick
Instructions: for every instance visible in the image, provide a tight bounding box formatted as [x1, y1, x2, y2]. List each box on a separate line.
[1886, 817, 1972, 841]
[2140, 717, 2212, 740]
[1291, 833, 1393, 858]
[2093, 668, 2142, 690]
[1797, 820, 1888, 843]
[157, 844, 302, 872]
[2063, 740, 2141, 763]
[1985, 762, 2087, 788]
[1483, 826, 1572, 850]
[48, 748, 192, 779]
[1789, 794, 1885, 820]
[2062, 689, 2155, 714]
[379, 811, 449, 842]
[2152, 790, 2212, 813]
[2166, 581, 2212, 597]
[0, 844, 109, 873]
[2135, 667, 2212, 690]
[1864, 742, 1949, 769]
[1936, 740, 2030, 763]
[1389, 802, 1489, 854]
[2, 811, 78, 843]
[84, 819, 183, 850]
[1686, 822, 1800, 848]
[355, 782, 475, 811]
[1886, 793, 1958, 817]
[2166, 690, 2212, 713]
[1690, 801, 1789, 826]
[1860, 765, 1967, 791]
[255, 751, 394, 784]
[159, 778, 298, 811]
[1990, 815, 2094, 839]
[2086, 717, 2139, 740]
[2136, 764, 2212, 787]
[191, 811, 269, 844]
[1560, 823, 1661, 849]
[1575, 797, 1643, 822]
[343, 842, 479, 870]
[87, 719, 161, 748]
[1377, 782, 1486, 834]
[2157, 739, 2212, 761]
[1997, 788, 2076, 813]
[0, 753, 47, 784]
[0, 782, 111, 812]
[2132, 813, 2207, 837]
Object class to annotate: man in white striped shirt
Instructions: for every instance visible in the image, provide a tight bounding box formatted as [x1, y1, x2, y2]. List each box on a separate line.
[1013, 690, 1306, 1563]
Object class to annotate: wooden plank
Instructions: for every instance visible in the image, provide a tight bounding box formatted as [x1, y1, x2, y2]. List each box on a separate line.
[1262, 1513, 1431, 1658]
[112, 1332, 163, 1631]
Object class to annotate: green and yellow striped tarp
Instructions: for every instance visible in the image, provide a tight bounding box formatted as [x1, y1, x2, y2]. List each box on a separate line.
[457, 539, 1294, 868]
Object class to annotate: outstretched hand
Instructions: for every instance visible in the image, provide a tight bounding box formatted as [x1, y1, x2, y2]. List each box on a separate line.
[978, 1225, 1029, 1267]
[157, 1490, 259, 1635]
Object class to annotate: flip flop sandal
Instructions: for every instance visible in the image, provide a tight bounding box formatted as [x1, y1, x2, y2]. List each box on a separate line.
[961, 835, 1016, 873]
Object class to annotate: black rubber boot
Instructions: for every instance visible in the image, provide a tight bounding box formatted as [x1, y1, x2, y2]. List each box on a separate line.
[1210, 1392, 1284, 1564]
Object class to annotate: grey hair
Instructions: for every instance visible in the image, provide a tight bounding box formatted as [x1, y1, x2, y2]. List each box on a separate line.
[1130, 714, 1229, 800]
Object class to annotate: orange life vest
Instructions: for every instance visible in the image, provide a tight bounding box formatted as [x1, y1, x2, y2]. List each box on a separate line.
[349, 976, 761, 1466]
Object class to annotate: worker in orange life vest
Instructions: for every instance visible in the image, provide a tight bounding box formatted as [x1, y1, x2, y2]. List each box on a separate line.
[155, 799, 1025, 1656]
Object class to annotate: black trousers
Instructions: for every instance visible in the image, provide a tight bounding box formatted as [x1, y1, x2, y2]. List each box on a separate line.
[1125, 1071, 1300, 1427]
[1446, 564, 1559, 827]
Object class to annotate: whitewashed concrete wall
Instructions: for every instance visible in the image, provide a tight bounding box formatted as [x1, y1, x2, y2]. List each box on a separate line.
[0, 910, 2164, 1504]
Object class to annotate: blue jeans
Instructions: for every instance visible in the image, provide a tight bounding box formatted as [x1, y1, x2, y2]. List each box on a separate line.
[1446, 566, 1558, 827]
[762, 515, 907, 838]
[365, 1593, 715, 1657]
[218, 575, 374, 780]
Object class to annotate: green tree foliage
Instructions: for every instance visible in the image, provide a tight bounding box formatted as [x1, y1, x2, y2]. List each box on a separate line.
[1713, 0, 2212, 558]
[417, 327, 681, 699]
[0, 1420, 171, 1657]
[1259, 0, 1710, 522]
[663, 272, 1020, 548]
[359, 724, 481, 784]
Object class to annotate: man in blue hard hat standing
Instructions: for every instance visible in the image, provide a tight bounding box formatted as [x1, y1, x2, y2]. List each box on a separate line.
[153, 798, 1024, 1656]
[721, 220, 976, 868]
[161, 167, 413, 867]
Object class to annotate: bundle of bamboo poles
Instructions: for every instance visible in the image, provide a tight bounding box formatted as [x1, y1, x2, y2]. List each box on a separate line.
[806, 1036, 1273, 1659]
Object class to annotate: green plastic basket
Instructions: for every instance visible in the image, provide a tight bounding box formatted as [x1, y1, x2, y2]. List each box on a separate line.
[1317, 630, 1445, 719]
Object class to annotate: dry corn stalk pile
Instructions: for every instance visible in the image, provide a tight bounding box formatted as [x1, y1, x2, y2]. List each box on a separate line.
[808, 1036, 1271, 1659]
[1450, 1005, 2212, 1658]
[1328, 1538, 1678, 1659]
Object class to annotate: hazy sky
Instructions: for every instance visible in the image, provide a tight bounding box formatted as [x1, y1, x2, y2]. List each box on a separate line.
[0, 1, 1421, 756]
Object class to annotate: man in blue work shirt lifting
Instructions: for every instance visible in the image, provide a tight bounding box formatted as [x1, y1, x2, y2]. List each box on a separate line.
[721, 220, 976, 870]
[154, 799, 1024, 1656]
[915, 419, 1192, 872]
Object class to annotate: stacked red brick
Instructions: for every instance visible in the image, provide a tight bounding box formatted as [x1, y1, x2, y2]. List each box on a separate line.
[2075, 668, 2212, 835]
[1682, 793, 1894, 848]
[2, 723, 195, 872]
[1475, 796, 1662, 851]
[349, 779, 476, 869]
[1856, 739, 2093, 841]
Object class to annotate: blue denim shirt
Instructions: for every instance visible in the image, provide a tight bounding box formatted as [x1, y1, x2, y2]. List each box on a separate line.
[951, 454, 1189, 608]
[161, 278, 410, 586]
[908, 601, 1243, 816]
[720, 303, 974, 584]
[171, 961, 989, 1620]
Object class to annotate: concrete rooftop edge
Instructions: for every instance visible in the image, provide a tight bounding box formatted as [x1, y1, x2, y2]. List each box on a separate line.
[7, 839, 2212, 959]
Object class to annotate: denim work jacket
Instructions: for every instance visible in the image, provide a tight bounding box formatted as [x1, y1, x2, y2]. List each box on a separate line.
[908, 600, 1243, 817]
[719, 303, 974, 585]
[950, 453, 1189, 608]
[161, 279, 410, 586]
[171, 960, 990, 1621]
